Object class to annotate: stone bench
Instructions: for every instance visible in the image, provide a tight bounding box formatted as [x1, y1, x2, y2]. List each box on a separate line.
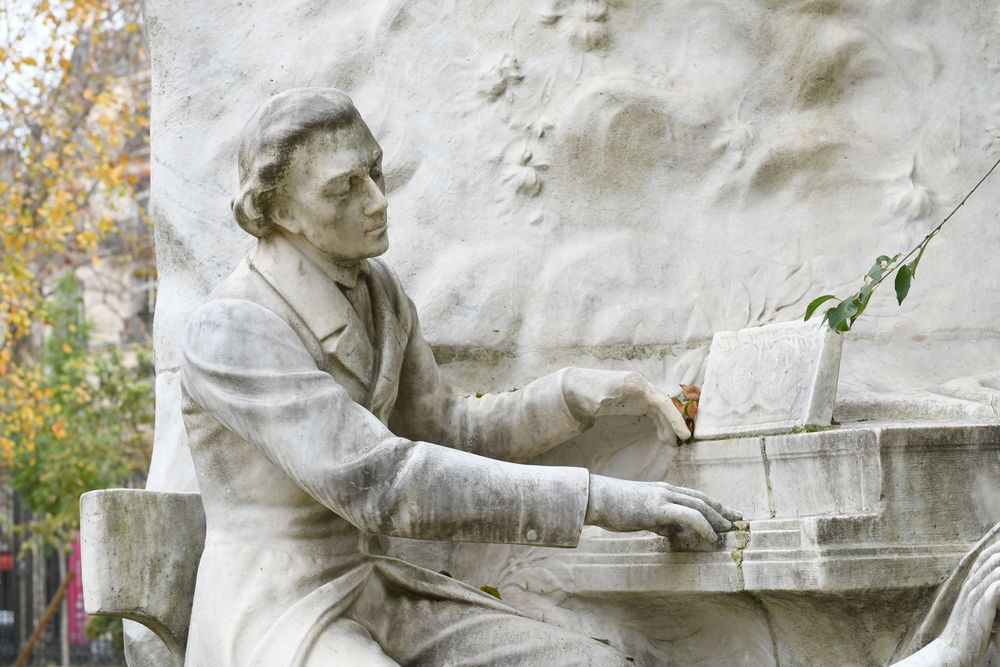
[79, 489, 205, 667]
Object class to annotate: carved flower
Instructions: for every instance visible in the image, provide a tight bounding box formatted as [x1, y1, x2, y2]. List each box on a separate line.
[567, 19, 608, 52]
[886, 158, 937, 223]
[887, 178, 936, 222]
[539, 0, 609, 52]
[476, 53, 524, 102]
[502, 149, 546, 197]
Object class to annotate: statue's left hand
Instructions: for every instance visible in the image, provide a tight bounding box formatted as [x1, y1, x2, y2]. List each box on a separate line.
[562, 369, 692, 442]
[892, 537, 1000, 667]
[935, 539, 1000, 667]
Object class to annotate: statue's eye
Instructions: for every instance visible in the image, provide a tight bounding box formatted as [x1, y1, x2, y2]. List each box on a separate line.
[370, 166, 383, 181]
[323, 175, 351, 199]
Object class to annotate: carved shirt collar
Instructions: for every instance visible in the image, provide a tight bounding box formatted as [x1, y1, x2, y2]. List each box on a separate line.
[251, 234, 370, 341]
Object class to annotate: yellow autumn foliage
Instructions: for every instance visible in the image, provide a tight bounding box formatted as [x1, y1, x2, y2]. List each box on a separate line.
[1, 0, 153, 552]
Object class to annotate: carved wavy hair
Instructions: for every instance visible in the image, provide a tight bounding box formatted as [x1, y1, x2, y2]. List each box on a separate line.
[232, 87, 360, 238]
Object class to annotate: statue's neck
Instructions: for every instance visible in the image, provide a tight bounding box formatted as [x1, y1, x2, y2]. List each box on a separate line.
[264, 232, 363, 288]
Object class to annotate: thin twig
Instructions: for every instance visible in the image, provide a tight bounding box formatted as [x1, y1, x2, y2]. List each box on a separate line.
[866, 154, 1000, 293]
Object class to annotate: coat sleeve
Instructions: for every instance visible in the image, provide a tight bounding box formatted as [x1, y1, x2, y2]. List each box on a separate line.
[181, 298, 589, 546]
[388, 293, 592, 463]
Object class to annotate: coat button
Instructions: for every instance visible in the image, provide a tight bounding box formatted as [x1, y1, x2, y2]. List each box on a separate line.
[526, 529, 538, 542]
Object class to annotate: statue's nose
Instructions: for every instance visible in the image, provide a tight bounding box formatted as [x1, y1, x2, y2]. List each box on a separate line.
[362, 175, 387, 217]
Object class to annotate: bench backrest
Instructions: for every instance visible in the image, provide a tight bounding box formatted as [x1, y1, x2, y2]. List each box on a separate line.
[80, 489, 205, 667]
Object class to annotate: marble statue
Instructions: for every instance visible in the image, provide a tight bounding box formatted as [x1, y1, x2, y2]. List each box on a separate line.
[95, 3, 1000, 664]
[177, 87, 740, 666]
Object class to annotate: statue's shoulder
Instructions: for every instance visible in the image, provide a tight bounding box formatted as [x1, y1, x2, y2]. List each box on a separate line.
[207, 256, 270, 304]
[185, 258, 293, 332]
[198, 256, 297, 321]
[185, 256, 311, 342]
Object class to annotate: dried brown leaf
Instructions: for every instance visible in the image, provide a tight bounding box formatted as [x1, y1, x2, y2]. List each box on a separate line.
[680, 384, 701, 401]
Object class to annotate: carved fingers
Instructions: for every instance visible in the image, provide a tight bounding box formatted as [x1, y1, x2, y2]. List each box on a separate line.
[659, 482, 743, 525]
[940, 541, 1000, 664]
[562, 368, 693, 442]
[646, 387, 692, 443]
[586, 475, 729, 544]
[655, 503, 719, 543]
[619, 372, 691, 442]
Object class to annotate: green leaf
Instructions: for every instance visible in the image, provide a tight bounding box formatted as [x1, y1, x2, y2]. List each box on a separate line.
[804, 294, 838, 320]
[868, 254, 902, 282]
[591, 638, 611, 646]
[894, 264, 912, 305]
[858, 280, 876, 302]
[824, 306, 842, 332]
[825, 299, 859, 332]
[850, 292, 873, 326]
[479, 585, 502, 599]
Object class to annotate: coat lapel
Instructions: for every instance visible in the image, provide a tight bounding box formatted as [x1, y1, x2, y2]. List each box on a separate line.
[250, 238, 375, 389]
[364, 262, 407, 420]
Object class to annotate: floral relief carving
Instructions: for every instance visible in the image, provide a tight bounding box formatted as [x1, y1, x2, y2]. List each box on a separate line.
[502, 148, 547, 198]
[476, 53, 524, 103]
[886, 158, 937, 223]
[539, 0, 610, 52]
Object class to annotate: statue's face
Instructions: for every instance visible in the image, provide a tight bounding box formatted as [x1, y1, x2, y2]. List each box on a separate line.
[273, 119, 387, 261]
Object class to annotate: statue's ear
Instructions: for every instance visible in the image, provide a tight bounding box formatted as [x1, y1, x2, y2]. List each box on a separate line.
[267, 187, 301, 235]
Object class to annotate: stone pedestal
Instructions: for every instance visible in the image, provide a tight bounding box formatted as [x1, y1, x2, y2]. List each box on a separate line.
[388, 421, 1000, 665]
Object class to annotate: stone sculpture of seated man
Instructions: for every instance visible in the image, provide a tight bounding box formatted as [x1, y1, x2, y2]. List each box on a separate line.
[178, 87, 741, 666]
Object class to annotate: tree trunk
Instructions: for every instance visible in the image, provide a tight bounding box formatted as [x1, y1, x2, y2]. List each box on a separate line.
[13, 570, 73, 667]
[59, 556, 69, 667]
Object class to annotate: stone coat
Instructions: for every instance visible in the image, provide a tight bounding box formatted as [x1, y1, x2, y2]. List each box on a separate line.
[179, 235, 594, 666]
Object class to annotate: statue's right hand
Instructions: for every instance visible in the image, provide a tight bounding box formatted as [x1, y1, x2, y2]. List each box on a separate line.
[585, 474, 741, 543]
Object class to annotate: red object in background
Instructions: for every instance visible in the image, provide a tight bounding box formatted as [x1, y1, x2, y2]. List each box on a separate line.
[67, 535, 88, 645]
[0, 553, 12, 571]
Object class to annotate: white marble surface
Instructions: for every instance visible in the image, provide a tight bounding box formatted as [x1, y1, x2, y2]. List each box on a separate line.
[695, 319, 843, 439]
[131, 1, 1000, 665]
[392, 420, 1000, 666]
[143, 0, 1000, 489]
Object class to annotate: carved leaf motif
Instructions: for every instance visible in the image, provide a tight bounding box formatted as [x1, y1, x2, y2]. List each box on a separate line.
[538, 0, 610, 51]
[476, 53, 524, 102]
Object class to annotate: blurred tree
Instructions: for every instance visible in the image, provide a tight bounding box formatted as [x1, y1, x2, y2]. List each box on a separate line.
[0, 0, 152, 550]
[5, 274, 153, 550]
[0, 1, 153, 662]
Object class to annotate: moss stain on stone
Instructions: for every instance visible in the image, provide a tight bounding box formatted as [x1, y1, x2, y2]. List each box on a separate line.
[730, 525, 751, 590]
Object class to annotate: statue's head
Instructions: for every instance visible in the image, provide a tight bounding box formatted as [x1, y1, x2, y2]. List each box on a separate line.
[232, 88, 387, 261]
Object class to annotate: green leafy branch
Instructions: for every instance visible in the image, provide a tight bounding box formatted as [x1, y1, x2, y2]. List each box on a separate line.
[805, 155, 1000, 332]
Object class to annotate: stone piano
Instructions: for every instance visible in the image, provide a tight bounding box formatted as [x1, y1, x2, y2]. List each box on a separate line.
[391, 419, 1000, 666]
